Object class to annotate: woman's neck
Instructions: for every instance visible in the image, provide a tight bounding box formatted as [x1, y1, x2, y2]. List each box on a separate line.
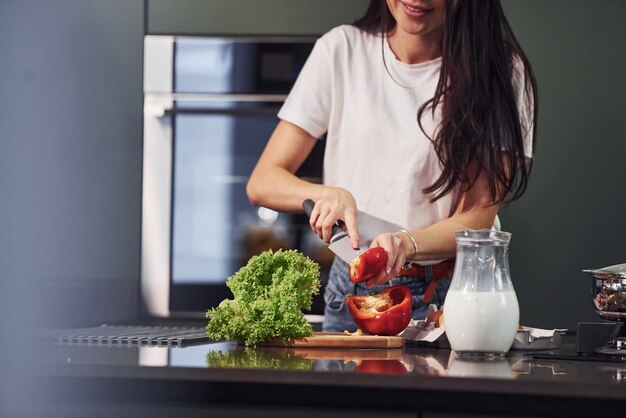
[387, 28, 442, 64]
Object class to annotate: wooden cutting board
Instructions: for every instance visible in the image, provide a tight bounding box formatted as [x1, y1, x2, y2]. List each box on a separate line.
[265, 347, 405, 361]
[264, 332, 404, 349]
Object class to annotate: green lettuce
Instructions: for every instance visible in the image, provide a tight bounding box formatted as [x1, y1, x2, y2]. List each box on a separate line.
[206, 347, 313, 371]
[206, 249, 320, 346]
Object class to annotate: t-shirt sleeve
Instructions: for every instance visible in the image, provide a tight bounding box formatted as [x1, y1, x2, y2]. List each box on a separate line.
[277, 35, 333, 139]
[512, 60, 535, 160]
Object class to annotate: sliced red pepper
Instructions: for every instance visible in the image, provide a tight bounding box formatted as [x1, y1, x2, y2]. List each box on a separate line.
[349, 247, 388, 284]
[345, 285, 412, 336]
[355, 360, 408, 374]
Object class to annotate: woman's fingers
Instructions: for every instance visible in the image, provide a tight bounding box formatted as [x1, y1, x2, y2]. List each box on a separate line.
[364, 233, 409, 288]
[310, 191, 359, 244]
[320, 209, 337, 243]
[343, 206, 360, 249]
[393, 256, 405, 277]
[313, 204, 327, 239]
[308, 204, 320, 233]
[379, 233, 404, 274]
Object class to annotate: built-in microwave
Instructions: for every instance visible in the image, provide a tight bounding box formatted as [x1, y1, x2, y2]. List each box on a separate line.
[142, 35, 330, 318]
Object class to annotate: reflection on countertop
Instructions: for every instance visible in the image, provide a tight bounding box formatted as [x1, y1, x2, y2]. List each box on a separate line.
[32, 335, 626, 418]
[36, 338, 626, 385]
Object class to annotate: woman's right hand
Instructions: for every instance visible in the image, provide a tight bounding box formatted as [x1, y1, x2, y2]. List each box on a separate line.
[308, 188, 360, 249]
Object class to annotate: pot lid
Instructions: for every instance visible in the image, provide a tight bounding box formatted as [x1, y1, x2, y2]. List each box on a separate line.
[583, 263, 626, 278]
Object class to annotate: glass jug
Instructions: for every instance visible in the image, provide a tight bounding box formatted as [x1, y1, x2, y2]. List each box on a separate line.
[443, 230, 519, 359]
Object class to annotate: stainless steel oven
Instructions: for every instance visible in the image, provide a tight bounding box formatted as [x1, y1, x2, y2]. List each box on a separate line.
[142, 35, 329, 318]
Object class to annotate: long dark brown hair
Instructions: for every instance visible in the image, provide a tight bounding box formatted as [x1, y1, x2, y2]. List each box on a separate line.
[355, 0, 538, 204]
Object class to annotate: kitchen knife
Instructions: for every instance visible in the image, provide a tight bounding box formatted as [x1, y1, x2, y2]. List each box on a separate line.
[302, 199, 362, 263]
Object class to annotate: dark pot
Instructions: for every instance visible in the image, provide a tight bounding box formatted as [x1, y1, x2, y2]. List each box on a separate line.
[583, 263, 626, 321]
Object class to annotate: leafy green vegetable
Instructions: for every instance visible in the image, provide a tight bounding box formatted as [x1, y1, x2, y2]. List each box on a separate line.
[206, 347, 313, 371]
[206, 249, 320, 346]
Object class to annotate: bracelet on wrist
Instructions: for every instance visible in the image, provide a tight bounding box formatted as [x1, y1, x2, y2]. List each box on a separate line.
[398, 229, 418, 261]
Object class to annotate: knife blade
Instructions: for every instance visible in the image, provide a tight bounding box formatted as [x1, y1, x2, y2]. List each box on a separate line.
[302, 199, 362, 263]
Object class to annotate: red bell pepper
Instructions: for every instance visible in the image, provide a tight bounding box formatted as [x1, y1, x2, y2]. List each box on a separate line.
[349, 247, 387, 284]
[355, 359, 408, 374]
[345, 285, 412, 336]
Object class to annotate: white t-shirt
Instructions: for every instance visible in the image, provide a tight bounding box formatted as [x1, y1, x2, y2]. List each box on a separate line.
[278, 25, 533, 248]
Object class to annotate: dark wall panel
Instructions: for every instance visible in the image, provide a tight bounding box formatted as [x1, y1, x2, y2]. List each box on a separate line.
[147, 0, 370, 35]
[501, 0, 626, 329]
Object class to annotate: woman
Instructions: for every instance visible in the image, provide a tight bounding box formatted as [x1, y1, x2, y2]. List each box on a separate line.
[246, 0, 537, 332]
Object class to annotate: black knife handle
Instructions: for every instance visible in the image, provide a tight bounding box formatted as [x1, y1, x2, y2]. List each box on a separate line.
[302, 199, 315, 218]
[301, 199, 345, 239]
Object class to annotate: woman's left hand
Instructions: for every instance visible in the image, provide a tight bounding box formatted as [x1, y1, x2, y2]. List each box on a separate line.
[364, 232, 413, 288]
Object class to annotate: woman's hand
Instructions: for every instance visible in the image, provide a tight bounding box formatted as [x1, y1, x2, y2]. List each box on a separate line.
[308, 188, 360, 249]
[363, 231, 414, 288]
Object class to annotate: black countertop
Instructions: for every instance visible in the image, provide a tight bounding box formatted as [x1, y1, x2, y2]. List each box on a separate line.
[32, 336, 626, 418]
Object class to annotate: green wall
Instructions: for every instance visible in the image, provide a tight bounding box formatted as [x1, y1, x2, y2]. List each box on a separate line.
[147, 0, 370, 35]
[500, 0, 626, 329]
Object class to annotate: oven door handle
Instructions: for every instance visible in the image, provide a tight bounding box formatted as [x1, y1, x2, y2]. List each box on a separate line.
[145, 93, 285, 117]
